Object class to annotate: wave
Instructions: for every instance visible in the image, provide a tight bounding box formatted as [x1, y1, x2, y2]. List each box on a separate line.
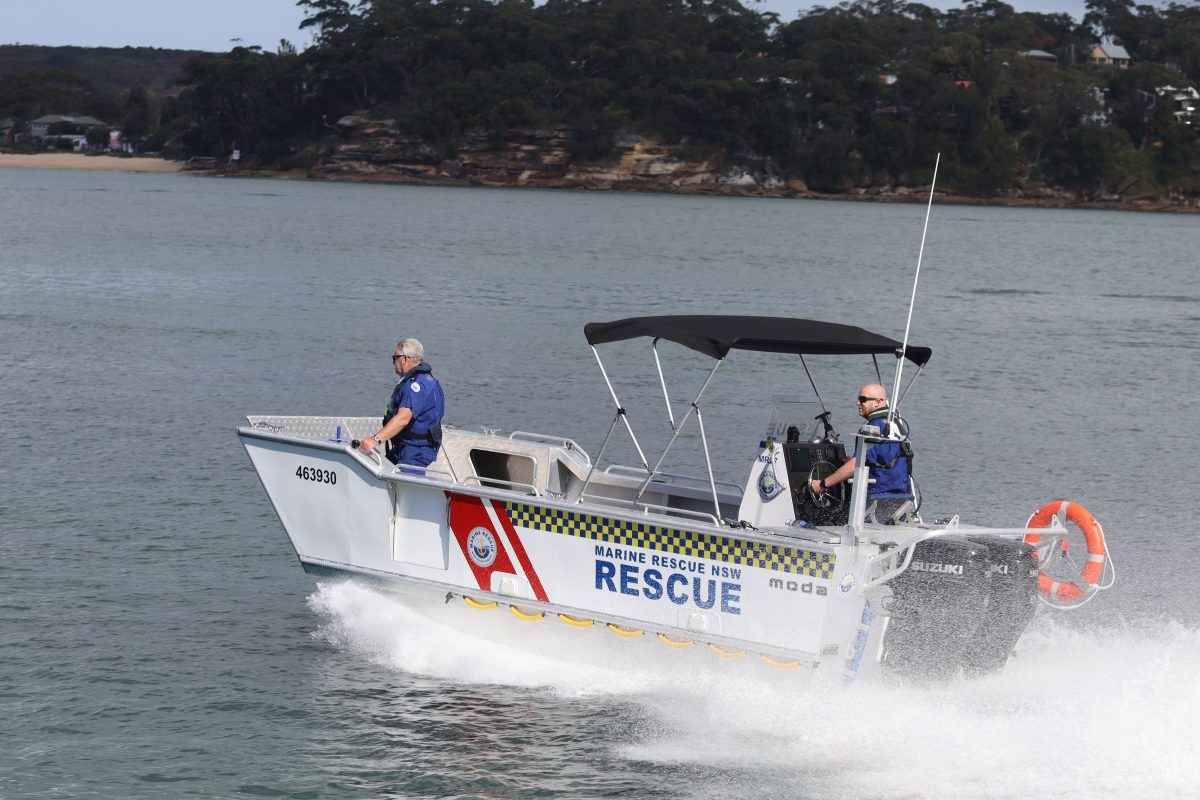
[1100, 293, 1199, 303]
[963, 288, 1049, 296]
[310, 581, 1200, 800]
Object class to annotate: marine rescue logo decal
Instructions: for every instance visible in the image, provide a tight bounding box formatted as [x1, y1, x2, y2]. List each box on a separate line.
[447, 493, 549, 602]
[466, 527, 498, 567]
[756, 448, 784, 501]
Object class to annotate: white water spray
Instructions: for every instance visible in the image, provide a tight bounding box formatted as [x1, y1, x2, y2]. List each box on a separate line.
[311, 582, 1200, 800]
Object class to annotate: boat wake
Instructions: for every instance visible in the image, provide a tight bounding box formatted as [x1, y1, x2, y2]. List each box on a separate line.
[310, 580, 1199, 800]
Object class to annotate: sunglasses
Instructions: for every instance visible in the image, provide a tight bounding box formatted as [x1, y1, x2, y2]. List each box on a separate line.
[392, 354, 409, 362]
[857, 395, 883, 403]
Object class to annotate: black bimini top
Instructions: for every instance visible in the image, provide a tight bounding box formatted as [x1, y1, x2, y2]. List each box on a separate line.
[584, 315, 932, 366]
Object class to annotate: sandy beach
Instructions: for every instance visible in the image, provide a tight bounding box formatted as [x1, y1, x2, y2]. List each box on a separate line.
[0, 152, 182, 172]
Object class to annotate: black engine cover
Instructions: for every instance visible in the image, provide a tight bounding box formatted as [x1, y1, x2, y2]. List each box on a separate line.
[958, 535, 1039, 677]
[882, 536, 992, 681]
[882, 534, 1039, 680]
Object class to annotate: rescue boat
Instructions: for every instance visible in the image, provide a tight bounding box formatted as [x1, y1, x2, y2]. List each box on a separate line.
[238, 315, 1112, 681]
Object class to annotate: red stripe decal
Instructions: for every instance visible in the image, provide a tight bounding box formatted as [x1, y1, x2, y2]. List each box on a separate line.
[492, 501, 549, 603]
[447, 493, 518, 592]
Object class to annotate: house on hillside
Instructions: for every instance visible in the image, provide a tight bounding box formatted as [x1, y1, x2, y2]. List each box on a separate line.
[28, 114, 108, 142]
[1088, 41, 1130, 69]
[1156, 85, 1200, 125]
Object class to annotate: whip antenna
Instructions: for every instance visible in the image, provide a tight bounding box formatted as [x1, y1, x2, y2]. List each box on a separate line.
[888, 152, 939, 429]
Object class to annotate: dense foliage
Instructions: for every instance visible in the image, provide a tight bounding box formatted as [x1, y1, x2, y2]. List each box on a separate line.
[7, 1, 1200, 196]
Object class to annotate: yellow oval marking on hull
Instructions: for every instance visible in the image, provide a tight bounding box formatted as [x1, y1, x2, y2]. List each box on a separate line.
[658, 633, 694, 648]
[606, 623, 644, 637]
[761, 654, 801, 669]
[509, 606, 545, 621]
[708, 644, 747, 659]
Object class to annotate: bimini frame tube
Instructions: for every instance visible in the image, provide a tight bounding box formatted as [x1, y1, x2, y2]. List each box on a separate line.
[652, 338, 677, 431]
[635, 358, 723, 508]
[578, 346, 652, 501]
[693, 404, 722, 518]
[652, 337, 723, 515]
[799, 354, 830, 419]
[894, 363, 926, 409]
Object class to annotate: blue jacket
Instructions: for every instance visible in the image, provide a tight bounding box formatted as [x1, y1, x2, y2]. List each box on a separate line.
[384, 362, 445, 463]
[862, 407, 911, 497]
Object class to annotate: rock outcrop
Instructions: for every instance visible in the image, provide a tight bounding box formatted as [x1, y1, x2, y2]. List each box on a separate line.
[314, 118, 794, 195]
[265, 116, 1199, 212]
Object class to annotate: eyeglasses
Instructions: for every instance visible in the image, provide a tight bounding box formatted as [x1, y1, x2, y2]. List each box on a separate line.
[392, 354, 408, 362]
[857, 395, 884, 403]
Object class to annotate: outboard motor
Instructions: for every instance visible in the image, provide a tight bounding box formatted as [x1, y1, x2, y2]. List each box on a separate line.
[881, 536, 991, 681]
[957, 535, 1039, 676]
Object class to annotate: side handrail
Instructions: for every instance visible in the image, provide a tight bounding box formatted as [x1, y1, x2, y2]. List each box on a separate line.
[578, 492, 721, 527]
[602, 464, 743, 495]
[638, 501, 720, 526]
[462, 475, 542, 496]
[389, 464, 456, 482]
[861, 539, 922, 590]
[860, 517, 1071, 590]
[351, 442, 386, 470]
[508, 431, 592, 462]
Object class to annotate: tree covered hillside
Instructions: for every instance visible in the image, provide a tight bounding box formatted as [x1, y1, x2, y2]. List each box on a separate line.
[7, 0, 1200, 199]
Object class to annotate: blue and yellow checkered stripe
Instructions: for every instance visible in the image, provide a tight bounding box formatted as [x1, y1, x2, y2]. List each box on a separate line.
[503, 502, 834, 579]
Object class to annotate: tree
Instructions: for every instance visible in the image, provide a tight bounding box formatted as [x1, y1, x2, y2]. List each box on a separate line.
[122, 83, 154, 147]
[85, 126, 111, 150]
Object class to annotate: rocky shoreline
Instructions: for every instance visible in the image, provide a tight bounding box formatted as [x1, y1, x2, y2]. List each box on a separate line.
[248, 121, 1194, 214]
[7, 127, 1195, 213]
[279, 167, 1200, 214]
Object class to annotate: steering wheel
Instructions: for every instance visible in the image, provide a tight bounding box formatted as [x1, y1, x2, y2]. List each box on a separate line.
[805, 460, 846, 510]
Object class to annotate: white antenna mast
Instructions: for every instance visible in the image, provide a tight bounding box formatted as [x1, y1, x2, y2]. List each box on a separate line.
[888, 152, 940, 429]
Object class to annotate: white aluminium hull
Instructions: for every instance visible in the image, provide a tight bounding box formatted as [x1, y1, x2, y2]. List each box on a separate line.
[239, 419, 894, 676]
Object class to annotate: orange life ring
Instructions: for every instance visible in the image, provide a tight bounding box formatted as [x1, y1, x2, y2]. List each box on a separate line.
[1024, 500, 1107, 602]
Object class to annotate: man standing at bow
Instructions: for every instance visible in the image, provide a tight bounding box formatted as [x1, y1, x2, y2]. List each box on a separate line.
[358, 338, 445, 469]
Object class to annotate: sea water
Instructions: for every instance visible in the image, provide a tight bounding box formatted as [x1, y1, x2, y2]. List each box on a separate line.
[1, 169, 1197, 798]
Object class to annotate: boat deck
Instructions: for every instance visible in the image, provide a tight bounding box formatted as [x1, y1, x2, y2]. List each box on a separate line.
[243, 415, 844, 546]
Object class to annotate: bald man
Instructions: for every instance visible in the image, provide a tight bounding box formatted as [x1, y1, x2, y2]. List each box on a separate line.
[809, 383, 912, 500]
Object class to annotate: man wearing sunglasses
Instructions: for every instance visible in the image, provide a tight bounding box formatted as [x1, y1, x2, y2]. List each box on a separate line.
[808, 383, 911, 500]
[358, 338, 445, 469]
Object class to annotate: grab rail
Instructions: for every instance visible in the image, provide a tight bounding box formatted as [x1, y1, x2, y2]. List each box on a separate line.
[462, 475, 542, 496]
[349, 443, 455, 484]
[389, 464, 456, 482]
[861, 540, 920, 590]
[507, 431, 592, 462]
[638, 502, 720, 527]
[356, 443, 386, 469]
[602, 464, 743, 495]
[578, 492, 720, 527]
[860, 518, 1070, 590]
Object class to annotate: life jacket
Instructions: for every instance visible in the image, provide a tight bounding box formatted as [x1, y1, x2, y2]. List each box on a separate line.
[383, 362, 444, 452]
[862, 406, 913, 494]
